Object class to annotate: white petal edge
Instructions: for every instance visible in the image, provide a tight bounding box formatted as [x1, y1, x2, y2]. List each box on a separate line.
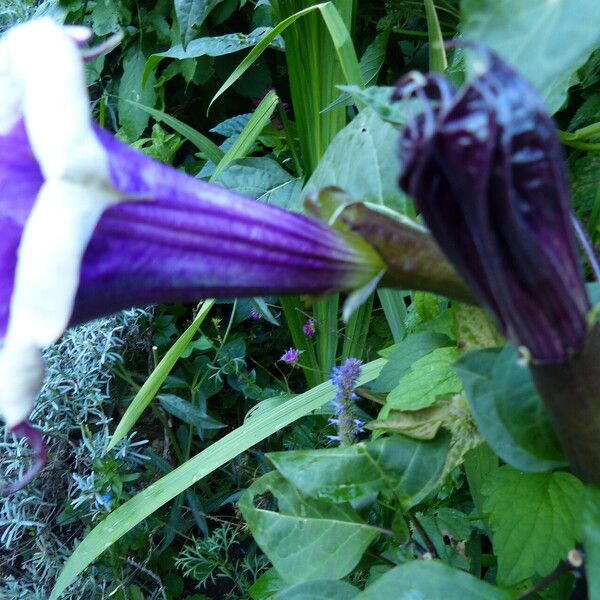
[0, 19, 123, 427]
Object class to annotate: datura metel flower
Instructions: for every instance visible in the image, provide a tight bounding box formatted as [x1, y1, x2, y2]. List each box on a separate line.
[0, 19, 383, 490]
[394, 43, 591, 363]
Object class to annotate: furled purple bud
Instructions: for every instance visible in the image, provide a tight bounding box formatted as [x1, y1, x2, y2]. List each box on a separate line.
[394, 43, 591, 362]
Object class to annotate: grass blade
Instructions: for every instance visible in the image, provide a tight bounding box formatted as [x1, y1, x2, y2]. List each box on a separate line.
[210, 90, 279, 181]
[50, 358, 385, 600]
[106, 300, 215, 452]
[378, 289, 407, 344]
[424, 0, 447, 72]
[122, 99, 224, 165]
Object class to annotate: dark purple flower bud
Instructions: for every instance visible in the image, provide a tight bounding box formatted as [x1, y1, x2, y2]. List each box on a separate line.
[394, 43, 590, 362]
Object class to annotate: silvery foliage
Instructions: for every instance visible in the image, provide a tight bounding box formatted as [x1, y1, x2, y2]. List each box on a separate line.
[0, 308, 158, 598]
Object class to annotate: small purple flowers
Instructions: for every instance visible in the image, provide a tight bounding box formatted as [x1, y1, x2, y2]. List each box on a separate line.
[280, 348, 303, 365]
[329, 358, 364, 446]
[250, 307, 262, 321]
[302, 318, 316, 337]
[394, 43, 590, 362]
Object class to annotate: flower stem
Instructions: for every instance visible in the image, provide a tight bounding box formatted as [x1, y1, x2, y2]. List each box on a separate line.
[532, 324, 600, 484]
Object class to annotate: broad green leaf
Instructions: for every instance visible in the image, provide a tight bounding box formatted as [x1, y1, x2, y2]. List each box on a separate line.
[492, 345, 565, 465]
[145, 26, 280, 84]
[454, 304, 504, 350]
[158, 394, 225, 430]
[461, 0, 600, 113]
[483, 466, 584, 585]
[357, 560, 510, 599]
[371, 332, 452, 393]
[582, 486, 600, 599]
[267, 432, 450, 508]
[302, 109, 407, 213]
[274, 580, 359, 599]
[118, 49, 156, 140]
[50, 359, 385, 599]
[214, 158, 302, 209]
[338, 85, 406, 124]
[569, 153, 600, 212]
[387, 347, 462, 411]
[360, 31, 390, 85]
[210, 90, 279, 180]
[368, 399, 454, 440]
[91, 0, 126, 35]
[455, 349, 566, 472]
[413, 291, 440, 322]
[238, 471, 379, 584]
[248, 568, 285, 600]
[175, 0, 222, 48]
[107, 300, 215, 451]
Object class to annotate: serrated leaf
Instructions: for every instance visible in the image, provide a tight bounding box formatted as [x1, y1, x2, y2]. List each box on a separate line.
[357, 560, 510, 599]
[483, 466, 584, 585]
[239, 471, 379, 584]
[569, 152, 600, 212]
[267, 432, 450, 509]
[454, 304, 504, 350]
[387, 347, 462, 411]
[302, 109, 408, 213]
[371, 332, 453, 393]
[118, 49, 156, 140]
[455, 349, 567, 472]
[461, 0, 600, 113]
[274, 580, 359, 600]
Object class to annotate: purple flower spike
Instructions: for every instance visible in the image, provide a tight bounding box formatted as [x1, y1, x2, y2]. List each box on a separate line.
[394, 43, 590, 362]
[1, 420, 47, 494]
[0, 19, 383, 441]
[330, 358, 363, 446]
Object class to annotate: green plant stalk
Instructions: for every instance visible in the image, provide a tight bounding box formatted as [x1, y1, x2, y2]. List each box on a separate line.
[423, 0, 448, 72]
[272, 1, 357, 385]
[378, 289, 407, 343]
[279, 295, 321, 387]
[314, 295, 339, 380]
[341, 292, 375, 362]
[271, 0, 356, 176]
[531, 324, 600, 485]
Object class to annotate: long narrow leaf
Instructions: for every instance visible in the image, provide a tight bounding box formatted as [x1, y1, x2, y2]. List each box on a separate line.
[123, 99, 224, 165]
[424, 0, 447, 72]
[208, 2, 363, 112]
[210, 90, 279, 181]
[50, 358, 385, 600]
[106, 300, 215, 451]
[378, 289, 407, 344]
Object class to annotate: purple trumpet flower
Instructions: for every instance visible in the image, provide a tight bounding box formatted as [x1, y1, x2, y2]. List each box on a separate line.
[394, 43, 590, 363]
[0, 19, 383, 491]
